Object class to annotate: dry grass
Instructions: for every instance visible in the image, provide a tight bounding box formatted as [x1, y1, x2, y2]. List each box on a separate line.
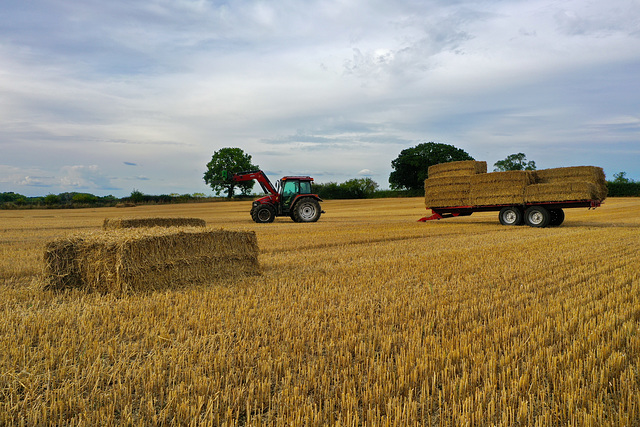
[1, 198, 640, 425]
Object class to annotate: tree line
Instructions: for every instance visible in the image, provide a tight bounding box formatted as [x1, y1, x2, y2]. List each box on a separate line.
[0, 191, 217, 210]
[3, 143, 638, 209]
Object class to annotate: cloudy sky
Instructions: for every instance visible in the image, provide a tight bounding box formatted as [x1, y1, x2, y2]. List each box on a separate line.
[1, 0, 639, 197]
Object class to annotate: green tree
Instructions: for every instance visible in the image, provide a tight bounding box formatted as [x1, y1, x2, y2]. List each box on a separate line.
[129, 189, 145, 203]
[203, 148, 259, 198]
[389, 142, 474, 191]
[0, 192, 27, 205]
[311, 182, 341, 199]
[72, 193, 98, 204]
[613, 171, 632, 183]
[493, 153, 536, 172]
[341, 178, 379, 198]
[44, 194, 61, 205]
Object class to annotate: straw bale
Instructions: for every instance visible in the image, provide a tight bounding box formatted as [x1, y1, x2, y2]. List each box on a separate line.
[428, 160, 487, 179]
[103, 217, 206, 230]
[534, 166, 605, 184]
[469, 188, 525, 206]
[470, 170, 535, 185]
[534, 166, 607, 200]
[43, 238, 83, 289]
[43, 227, 260, 293]
[424, 176, 471, 208]
[468, 171, 533, 206]
[525, 182, 599, 203]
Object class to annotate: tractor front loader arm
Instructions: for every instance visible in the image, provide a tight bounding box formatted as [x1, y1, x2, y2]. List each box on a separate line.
[232, 170, 278, 196]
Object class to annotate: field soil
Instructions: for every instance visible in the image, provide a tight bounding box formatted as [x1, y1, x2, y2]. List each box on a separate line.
[1, 197, 639, 425]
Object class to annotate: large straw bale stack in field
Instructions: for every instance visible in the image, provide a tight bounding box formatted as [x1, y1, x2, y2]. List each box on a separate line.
[103, 217, 206, 230]
[424, 176, 471, 208]
[428, 160, 487, 179]
[44, 227, 259, 293]
[533, 166, 607, 200]
[469, 171, 534, 206]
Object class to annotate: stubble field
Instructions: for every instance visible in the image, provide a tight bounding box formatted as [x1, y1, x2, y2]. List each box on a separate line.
[1, 197, 639, 425]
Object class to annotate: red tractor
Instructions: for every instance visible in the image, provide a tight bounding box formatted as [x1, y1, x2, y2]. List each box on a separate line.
[229, 170, 324, 223]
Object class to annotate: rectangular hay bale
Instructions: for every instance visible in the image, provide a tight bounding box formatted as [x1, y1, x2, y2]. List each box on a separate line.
[103, 217, 207, 230]
[524, 182, 599, 203]
[469, 171, 534, 206]
[424, 176, 471, 208]
[44, 228, 259, 293]
[43, 238, 83, 289]
[534, 166, 607, 200]
[534, 166, 605, 184]
[428, 160, 487, 179]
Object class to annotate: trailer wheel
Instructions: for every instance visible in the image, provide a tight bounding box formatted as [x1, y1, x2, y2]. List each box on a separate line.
[524, 206, 550, 228]
[252, 204, 275, 223]
[498, 207, 523, 226]
[293, 197, 321, 222]
[549, 208, 565, 226]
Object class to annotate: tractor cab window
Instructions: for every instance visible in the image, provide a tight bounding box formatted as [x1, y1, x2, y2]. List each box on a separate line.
[282, 180, 299, 195]
[299, 181, 311, 194]
[281, 180, 299, 209]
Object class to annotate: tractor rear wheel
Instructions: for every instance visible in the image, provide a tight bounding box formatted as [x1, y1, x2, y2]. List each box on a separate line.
[252, 204, 275, 223]
[292, 198, 321, 222]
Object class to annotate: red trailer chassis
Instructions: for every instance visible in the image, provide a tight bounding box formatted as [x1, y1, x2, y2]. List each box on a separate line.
[419, 199, 602, 227]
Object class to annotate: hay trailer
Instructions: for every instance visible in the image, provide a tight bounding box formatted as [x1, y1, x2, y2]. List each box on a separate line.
[420, 161, 607, 228]
[419, 199, 602, 227]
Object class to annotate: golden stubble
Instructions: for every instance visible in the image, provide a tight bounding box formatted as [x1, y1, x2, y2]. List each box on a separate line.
[1, 197, 639, 425]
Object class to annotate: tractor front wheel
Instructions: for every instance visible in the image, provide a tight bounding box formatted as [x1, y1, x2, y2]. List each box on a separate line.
[252, 204, 276, 223]
[293, 198, 321, 223]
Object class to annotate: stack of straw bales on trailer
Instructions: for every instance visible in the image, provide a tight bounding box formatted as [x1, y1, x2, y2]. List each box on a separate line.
[44, 219, 260, 294]
[424, 160, 607, 208]
[424, 161, 485, 208]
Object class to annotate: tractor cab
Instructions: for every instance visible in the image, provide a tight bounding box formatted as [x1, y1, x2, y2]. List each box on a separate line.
[278, 176, 314, 211]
